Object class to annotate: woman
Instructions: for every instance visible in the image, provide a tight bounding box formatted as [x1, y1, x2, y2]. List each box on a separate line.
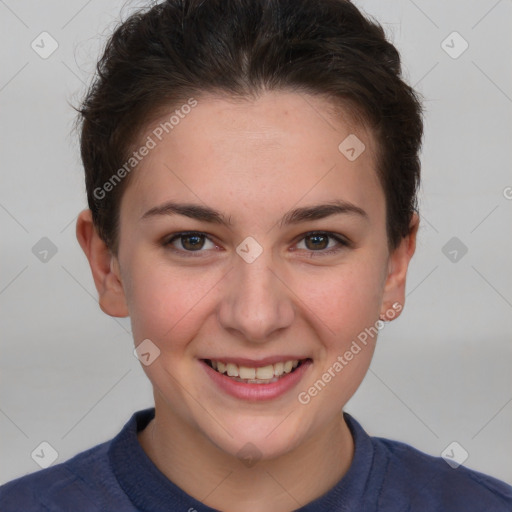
[1, 0, 511, 510]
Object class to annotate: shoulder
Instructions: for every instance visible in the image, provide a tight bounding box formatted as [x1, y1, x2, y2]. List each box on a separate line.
[0, 439, 132, 512]
[373, 435, 512, 511]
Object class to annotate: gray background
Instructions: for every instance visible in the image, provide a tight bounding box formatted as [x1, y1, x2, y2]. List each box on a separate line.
[1, 0, 511, 487]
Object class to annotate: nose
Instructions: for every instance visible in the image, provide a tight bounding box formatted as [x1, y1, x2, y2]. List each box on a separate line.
[217, 248, 295, 344]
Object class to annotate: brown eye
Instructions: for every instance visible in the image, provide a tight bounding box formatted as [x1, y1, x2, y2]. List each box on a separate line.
[304, 233, 330, 250]
[179, 233, 205, 251]
[165, 232, 216, 255]
[295, 231, 350, 256]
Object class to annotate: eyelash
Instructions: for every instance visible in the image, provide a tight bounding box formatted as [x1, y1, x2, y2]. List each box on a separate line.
[163, 231, 351, 258]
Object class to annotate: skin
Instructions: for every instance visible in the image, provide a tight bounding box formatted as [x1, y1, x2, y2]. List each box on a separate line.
[77, 91, 418, 512]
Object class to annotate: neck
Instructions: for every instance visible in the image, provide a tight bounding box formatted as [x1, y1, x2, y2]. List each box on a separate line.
[138, 398, 354, 512]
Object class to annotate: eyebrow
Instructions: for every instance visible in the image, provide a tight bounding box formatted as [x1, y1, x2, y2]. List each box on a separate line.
[140, 200, 368, 228]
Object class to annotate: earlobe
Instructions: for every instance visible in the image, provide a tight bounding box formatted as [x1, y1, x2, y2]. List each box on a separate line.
[380, 213, 419, 320]
[76, 209, 129, 318]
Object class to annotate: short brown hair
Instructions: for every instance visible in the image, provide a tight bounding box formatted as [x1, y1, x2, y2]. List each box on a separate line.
[77, 0, 423, 253]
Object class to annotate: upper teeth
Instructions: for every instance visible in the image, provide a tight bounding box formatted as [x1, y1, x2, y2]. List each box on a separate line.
[211, 360, 300, 379]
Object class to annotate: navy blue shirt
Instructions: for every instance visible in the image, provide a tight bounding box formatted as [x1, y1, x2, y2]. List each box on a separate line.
[1, 407, 511, 511]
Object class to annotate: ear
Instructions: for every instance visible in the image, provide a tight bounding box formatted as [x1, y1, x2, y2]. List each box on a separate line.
[380, 213, 419, 321]
[76, 209, 129, 318]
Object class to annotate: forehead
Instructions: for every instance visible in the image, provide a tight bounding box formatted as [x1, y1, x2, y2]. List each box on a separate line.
[121, 91, 383, 224]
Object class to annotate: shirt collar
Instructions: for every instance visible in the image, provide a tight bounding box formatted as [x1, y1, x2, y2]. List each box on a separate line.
[109, 407, 379, 511]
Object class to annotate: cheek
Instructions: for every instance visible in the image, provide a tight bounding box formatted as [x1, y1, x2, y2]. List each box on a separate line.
[125, 259, 221, 346]
[291, 257, 386, 341]
[294, 261, 385, 412]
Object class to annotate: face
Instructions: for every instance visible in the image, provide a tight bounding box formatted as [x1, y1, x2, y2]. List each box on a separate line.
[79, 91, 416, 460]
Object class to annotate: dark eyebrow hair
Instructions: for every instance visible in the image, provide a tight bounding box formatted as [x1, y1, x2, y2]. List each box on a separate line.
[278, 200, 368, 228]
[140, 200, 368, 227]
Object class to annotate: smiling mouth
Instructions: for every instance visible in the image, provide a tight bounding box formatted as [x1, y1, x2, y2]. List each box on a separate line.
[203, 358, 311, 384]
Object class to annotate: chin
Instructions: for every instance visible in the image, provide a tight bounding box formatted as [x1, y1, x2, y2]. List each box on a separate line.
[199, 411, 311, 463]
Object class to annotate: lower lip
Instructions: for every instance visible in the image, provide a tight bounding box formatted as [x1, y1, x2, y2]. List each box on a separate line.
[200, 359, 312, 401]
